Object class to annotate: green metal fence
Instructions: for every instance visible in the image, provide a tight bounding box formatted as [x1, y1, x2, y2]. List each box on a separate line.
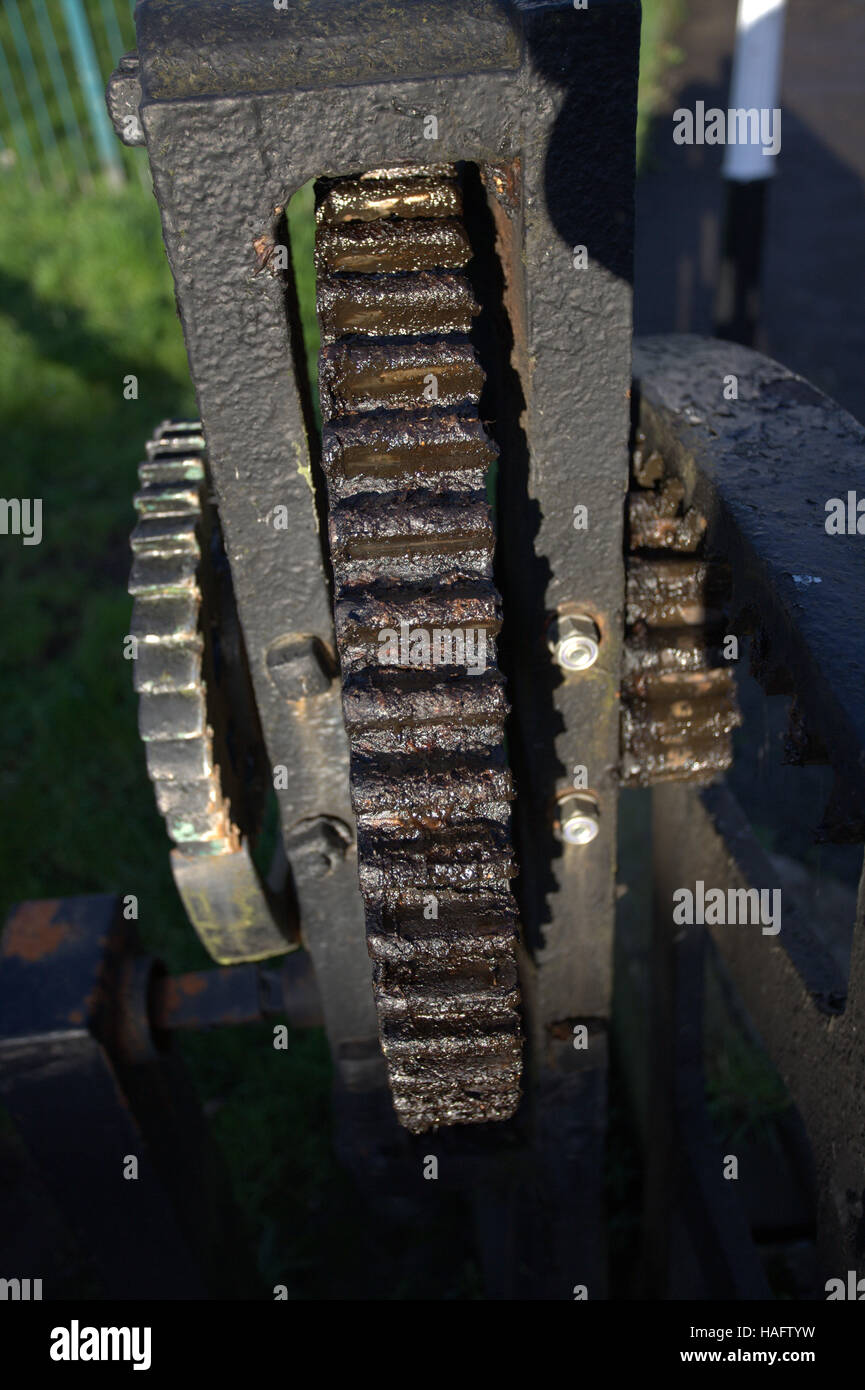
[0, 0, 142, 190]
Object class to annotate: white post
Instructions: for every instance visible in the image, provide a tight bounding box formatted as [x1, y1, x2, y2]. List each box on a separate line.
[715, 0, 788, 343]
[722, 0, 787, 182]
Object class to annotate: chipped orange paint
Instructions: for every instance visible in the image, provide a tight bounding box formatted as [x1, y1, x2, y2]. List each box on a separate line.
[2, 900, 67, 962]
[175, 972, 207, 998]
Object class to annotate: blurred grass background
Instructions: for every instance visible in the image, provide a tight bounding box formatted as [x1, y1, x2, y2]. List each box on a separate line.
[0, 0, 684, 1297]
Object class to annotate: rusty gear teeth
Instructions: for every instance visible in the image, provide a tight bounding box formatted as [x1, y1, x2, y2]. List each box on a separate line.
[314, 165, 523, 1133]
[128, 422, 291, 964]
[317, 171, 462, 224]
[315, 217, 472, 274]
[130, 423, 232, 849]
[320, 338, 483, 415]
[317, 271, 478, 340]
[622, 434, 742, 786]
[324, 408, 495, 486]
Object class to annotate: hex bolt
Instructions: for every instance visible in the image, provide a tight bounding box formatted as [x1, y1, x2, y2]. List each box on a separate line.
[548, 613, 600, 672]
[285, 816, 353, 879]
[265, 635, 334, 699]
[556, 793, 600, 846]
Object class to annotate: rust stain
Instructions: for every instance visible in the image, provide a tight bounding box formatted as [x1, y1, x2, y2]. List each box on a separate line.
[548, 1020, 573, 1042]
[154, 972, 207, 1028]
[175, 972, 207, 997]
[253, 233, 281, 277]
[314, 167, 523, 1133]
[2, 900, 67, 962]
[484, 158, 521, 217]
[622, 439, 740, 787]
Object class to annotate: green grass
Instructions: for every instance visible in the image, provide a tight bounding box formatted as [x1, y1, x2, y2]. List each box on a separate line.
[288, 180, 319, 405]
[0, 5, 686, 1296]
[0, 170, 200, 968]
[638, 0, 686, 167]
[706, 1030, 792, 1152]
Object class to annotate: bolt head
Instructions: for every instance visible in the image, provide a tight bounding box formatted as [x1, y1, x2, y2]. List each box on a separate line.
[562, 811, 599, 845]
[556, 793, 600, 846]
[285, 817, 353, 879]
[557, 632, 600, 671]
[266, 635, 333, 699]
[549, 614, 601, 672]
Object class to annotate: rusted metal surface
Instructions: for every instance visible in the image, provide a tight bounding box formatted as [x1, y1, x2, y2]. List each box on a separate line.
[783, 695, 829, 767]
[627, 556, 731, 628]
[129, 421, 294, 963]
[622, 433, 741, 786]
[650, 782, 864, 1280]
[321, 339, 483, 415]
[628, 478, 706, 552]
[118, 0, 641, 1291]
[0, 899, 69, 964]
[632, 333, 865, 1281]
[0, 898, 211, 1297]
[151, 950, 322, 1032]
[315, 167, 522, 1133]
[632, 334, 865, 838]
[641, 789, 773, 1299]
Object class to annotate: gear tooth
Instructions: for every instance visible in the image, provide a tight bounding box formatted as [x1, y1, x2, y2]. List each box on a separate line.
[129, 551, 199, 596]
[133, 480, 201, 517]
[320, 337, 483, 415]
[131, 515, 199, 555]
[129, 424, 287, 963]
[133, 638, 203, 694]
[317, 270, 478, 343]
[131, 593, 200, 643]
[315, 217, 472, 275]
[316, 171, 462, 226]
[315, 169, 524, 1132]
[622, 447, 741, 787]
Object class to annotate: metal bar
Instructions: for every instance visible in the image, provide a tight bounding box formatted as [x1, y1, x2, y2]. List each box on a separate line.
[715, 0, 787, 343]
[31, 0, 92, 184]
[60, 0, 124, 185]
[633, 334, 865, 834]
[491, 2, 640, 1040]
[0, 898, 205, 1297]
[0, 32, 39, 187]
[5, 0, 67, 188]
[722, 0, 787, 185]
[151, 951, 322, 1032]
[645, 784, 773, 1298]
[96, 0, 146, 190]
[634, 334, 865, 1277]
[653, 780, 865, 1279]
[98, 0, 126, 70]
[0, 896, 260, 1297]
